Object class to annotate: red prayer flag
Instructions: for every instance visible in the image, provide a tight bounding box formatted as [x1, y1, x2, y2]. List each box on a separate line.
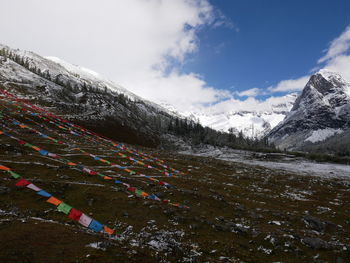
[127, 187, 136, 192]
[68, 208, 82, 221]
[15, 178, 30, 187]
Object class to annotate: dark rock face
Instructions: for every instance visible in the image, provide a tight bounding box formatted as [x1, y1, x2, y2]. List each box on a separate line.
[268, 70, 350, 151]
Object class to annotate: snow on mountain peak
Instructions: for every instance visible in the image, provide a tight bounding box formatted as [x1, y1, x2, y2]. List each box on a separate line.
[172, 93, 298, 138]
[46, 56, 101, 79]
[318, 68, 341, 81]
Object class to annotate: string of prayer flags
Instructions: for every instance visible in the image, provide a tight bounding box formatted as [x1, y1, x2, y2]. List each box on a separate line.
[0, 163, 115, 235]
[3, 99, 184, 176]
[75, 148, 172, 188]
[0, 127, 188, 209]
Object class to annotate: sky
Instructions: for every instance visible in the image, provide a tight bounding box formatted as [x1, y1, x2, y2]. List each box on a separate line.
[1, 0, 350, 113]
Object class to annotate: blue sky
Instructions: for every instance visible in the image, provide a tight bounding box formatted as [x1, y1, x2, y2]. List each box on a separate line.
[1, 0, 350, 111]
[184, 0, 350, 99]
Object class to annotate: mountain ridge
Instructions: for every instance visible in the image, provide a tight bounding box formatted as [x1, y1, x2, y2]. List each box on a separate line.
[268, 69, 350, 153]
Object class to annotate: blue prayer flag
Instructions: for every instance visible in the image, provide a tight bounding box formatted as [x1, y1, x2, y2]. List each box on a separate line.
[88, 220, 103, 232]
[37, 190, 52, 198]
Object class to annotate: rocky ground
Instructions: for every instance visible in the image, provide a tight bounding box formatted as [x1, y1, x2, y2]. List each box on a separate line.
[0, 102, 349, 263]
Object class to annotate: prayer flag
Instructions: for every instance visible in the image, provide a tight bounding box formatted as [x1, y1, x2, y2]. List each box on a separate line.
[39, 149, 49, 156]
[47, 196, 62, 206]
[15, 178, 30, 187]
[57, 202, 73, 214]
[9, 171, 21, 179]
[37, 190, 51, 198]
[103, 226, 114, 235]
[0, 165, 10, 171]
[79, 213, 92, 227]
[26, 183, 41, 192]
[88, 219, 103, 232]
[68, 208, 82, 221]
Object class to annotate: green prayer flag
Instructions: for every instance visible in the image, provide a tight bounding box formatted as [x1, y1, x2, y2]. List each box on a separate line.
[57, 202, 72, 214]
[135, 189, 143, 196]
[9, 171, 21, 179]
[24, 143, 33, 148]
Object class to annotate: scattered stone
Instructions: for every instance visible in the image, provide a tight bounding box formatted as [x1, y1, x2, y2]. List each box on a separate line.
[302, 237, 328, 250]
[0, 186, 10, 194]
[87, 198, 95, 207]
[190, 224, 200, 230]
[303, 215, 325, 232]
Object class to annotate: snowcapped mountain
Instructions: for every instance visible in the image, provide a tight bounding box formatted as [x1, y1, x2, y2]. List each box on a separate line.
[162, 93, 298, 138]
[268, 69, 350, 151]
[0, 44, 177, 147]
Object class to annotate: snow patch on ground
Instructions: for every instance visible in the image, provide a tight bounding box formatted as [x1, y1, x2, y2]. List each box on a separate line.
[305, 128, 343, 143]
[180, 146, 350, 179]
[86, 242, 106, 251]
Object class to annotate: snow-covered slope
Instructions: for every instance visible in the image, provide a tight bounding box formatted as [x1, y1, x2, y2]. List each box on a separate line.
[0, 44, 177, 147]
[163, 93, 297, 138]
[268, 69, 350, 151]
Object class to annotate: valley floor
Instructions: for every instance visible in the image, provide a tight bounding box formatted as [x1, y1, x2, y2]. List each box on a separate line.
[1, 144, 349, 262]
[0, 99, 349, 263]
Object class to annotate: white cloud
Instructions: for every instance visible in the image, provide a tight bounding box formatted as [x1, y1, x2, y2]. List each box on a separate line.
[188, 93, 296, 115]
[236, 88, 262, 97]
[268, 76, 309, 93]
[318, 25, 350, 63]
[0, 0, 233, 111]
[316, 25, 350, 84]
[268, 24, 350, 95]
[323, 54, 350, 83]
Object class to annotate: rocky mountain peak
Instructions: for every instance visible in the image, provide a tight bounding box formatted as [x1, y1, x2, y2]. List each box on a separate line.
[291, 69, 350, 112]
[268, 70, 350, 151]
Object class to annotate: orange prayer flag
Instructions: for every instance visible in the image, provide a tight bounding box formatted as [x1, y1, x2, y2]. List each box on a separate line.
[103, 226, 114, 235]
[32, 146, 40, 151]
[141, 192, 149, 198]
[0, 131, 3, 135]
[103, 176, 112, 180]
[124, 169, 132, 173]
[47, 196, 62, 206]
[0, 165, 10, 171]
[67, 162, 76, 166]
[19, 124, 26, 128]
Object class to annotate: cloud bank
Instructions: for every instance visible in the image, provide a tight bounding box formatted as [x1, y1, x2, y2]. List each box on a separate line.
[0, 0, 233, 111]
